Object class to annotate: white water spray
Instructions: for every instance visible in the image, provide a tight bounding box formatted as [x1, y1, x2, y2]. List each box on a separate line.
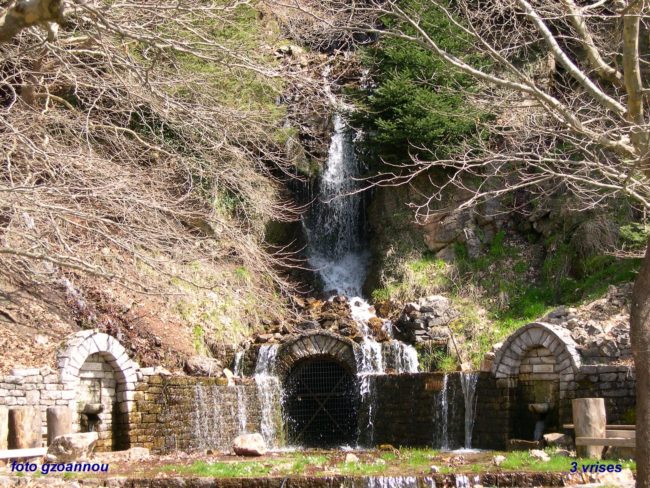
[254, 345, 282, 447]
[436, 374, 450, 450]
[460, 372, 479, 449]
[233, 351, 244, 377]
[236, 385, 248, 434]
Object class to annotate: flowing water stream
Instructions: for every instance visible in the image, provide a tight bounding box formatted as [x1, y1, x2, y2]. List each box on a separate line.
[304, 115, 418, 371]
[460, 372, 479, 449]
[254, 344, 282, 447]
[303, 115, 420, 445]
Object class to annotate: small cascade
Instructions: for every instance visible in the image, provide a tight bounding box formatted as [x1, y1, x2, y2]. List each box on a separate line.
[435, 374, 450, 450]
[233, 351, 244, 377]
[365, 476, 435, 488]
[455, 475, 471, 488]
[254, 345, 283, 448]
[383, 341, 419, 374]
[460, 372, 479, 449]
[301, 112, 420, 447]
[191, 383, 224, 450]
[303, 115, 368, 297]
[341, 477, 436, 488]
[236, 385, 248, 434]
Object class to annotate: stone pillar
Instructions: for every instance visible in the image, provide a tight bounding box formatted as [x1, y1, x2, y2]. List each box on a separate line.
[8, 407, 42, 449]
[46, 406, 72, 446]
[0, 406, 8, 450]
[572, 398, 606, 459]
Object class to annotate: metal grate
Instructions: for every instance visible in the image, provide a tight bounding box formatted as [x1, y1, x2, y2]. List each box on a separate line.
[284, 359, 358, 447]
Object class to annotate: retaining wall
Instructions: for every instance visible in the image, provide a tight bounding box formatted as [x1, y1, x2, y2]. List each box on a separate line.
[129, 374, 262, 453]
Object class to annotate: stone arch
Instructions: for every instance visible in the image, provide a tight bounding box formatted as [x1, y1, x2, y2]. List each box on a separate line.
[275, 332, 359, 379]
[57, 331, 139, 450]
[492, 322, 581, 384]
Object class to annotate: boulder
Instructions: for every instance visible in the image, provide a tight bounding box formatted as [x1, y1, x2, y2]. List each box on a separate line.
[529, 449, 550, 462]
[344, 453, 359, 463]
[184, 356, 222, 377]
[47, 432, 98, 462]
[395, 295, 458, 344]
[233, 433, 266, 456]
[422, 213, 466, 252]
[492, 455, 506, 466]
[543, 432, 574, 450]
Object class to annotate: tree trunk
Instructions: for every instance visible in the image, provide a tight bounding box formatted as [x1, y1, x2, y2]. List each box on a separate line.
[632, 238, 650, 488]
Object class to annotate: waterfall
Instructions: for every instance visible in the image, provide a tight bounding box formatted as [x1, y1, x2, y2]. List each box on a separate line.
[460, 372, 479, 449]
[233, 351, 244, 377]
[191, 383, 223, 450]
[302, 114, 421, 447]
[254, 345, 282, 447]
[236, 385, 248, 434]
[435, 374, 449, 450]
[366, 476, 435, 488]
[304, 115, 368, 297]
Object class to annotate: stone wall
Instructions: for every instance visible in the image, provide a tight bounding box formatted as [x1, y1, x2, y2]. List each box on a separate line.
[472, 368, 636, 449]
[0, 367, 74, 441]
[561, 364, 636, 425]
[129, 374, 262, 453]
[0, 331, 138, 451]
[367, 373, 465, 449]
[472, 374, 516, 450]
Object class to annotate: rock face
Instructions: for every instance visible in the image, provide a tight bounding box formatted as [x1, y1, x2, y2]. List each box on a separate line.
[233, 433, 267, 456]
[47, 432, 98, 462]
[184, 356, 223, 376]
[542, 284, 632, 362]
[394, 295, 459, 344]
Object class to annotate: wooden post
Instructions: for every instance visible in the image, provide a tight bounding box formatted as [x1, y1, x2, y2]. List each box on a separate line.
[0, 406, 8, 450]
[46, 406, 72, 446]
[573, 398, 606, 458]
[8, 407, 42, 449]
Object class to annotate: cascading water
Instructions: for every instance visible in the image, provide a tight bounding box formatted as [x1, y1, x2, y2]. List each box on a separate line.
[459, 372, 479, 449]
[435, 374, 450, 450]
[254, 345, 283, 447]
[233, 351, 244, 377]
[303, 114, 419, 446]
[340, 477, 436, 488]
[304, 114, 418, 373]
[191, 383, 224, 450]
[304, 115, 368, 298]
[236, 385, 249, 434]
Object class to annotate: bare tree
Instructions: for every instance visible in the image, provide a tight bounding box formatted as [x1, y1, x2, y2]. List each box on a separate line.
[0, 0, 308, 341]
[274, 0, 649, 483]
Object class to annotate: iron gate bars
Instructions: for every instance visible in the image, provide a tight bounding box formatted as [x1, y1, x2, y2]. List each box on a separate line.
[284, 359, 358, 447]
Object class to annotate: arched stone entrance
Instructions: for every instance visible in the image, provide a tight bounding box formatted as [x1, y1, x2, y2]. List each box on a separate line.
[491, 322, 581, 440]
[283, 357, 358, 447]
[275, 332, 360, 447]
[58, 331, 139, 451]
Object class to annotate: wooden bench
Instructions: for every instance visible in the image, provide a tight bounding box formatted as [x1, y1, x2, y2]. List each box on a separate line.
[576, 437, 635, 448]
[0, 447, 47, 460]
[563, 424, 635, 431]
[575, 427, 636, 449]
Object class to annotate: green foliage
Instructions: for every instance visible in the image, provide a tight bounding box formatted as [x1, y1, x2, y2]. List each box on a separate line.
[192, 324, 205, 354]
[500, 450, 636, 472]
[620, 223, 650, 249]
[417, 345, 458, 372]
[163, 460, 271, 477]
[448, 228, 641, 367]
[351, 0, 490, 164]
